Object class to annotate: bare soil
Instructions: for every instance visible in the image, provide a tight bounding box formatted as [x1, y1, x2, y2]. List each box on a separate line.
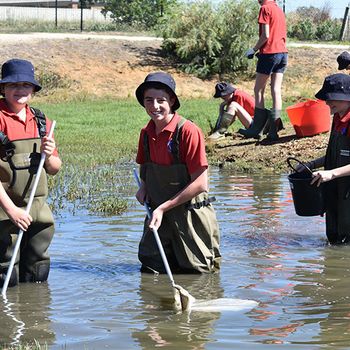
[0, 35, 342, 173]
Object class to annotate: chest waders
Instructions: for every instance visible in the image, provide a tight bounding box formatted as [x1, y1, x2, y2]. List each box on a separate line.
[0, 108, 55, 287]
[138, 118, 221, 274]
[324, 126, 350, 244]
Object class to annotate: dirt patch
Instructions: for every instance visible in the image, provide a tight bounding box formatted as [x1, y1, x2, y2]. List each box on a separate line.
[0, 36, 340, 172]
[206, 124, 329, 173]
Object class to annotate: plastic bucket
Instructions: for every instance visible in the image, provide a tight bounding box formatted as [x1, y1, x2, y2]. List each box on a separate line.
[286, 99, 331, 137]
[287, 157, 325, 216]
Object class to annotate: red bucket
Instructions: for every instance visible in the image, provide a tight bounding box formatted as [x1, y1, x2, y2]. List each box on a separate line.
[286, 99, 331, 137]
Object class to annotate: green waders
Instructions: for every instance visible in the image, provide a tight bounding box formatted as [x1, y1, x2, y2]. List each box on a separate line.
[139, 119, 221, 274]
[0, 138, 54, 286]
[208, 112, 235, 140]
[324, 127, 350, 244]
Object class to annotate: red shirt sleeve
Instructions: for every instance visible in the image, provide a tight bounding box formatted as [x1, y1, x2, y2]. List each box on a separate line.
[136, 129, 146, 164]
[180, 120, 208, 175]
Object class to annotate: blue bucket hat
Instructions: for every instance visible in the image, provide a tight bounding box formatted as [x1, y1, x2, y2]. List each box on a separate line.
[315, 73, 350, 101]
[135, 72, 180, 111]
[0, 59, 41, 92]
[213, 82, 236, 98]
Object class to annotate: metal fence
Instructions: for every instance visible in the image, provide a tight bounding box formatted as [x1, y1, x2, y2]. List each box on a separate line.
[0, 6, 112, 22]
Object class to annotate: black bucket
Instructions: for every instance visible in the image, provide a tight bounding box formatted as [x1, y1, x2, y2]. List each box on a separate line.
[287, 157, 325, 216]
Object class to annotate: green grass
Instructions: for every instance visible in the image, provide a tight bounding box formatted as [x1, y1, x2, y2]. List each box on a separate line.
[0, 340, 47, 350]
[32, 97, 291, 215]
[34, 98, 221, 165]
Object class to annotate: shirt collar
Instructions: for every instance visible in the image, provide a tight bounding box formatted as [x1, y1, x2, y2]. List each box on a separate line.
[0, 98, 34, 122]
[144, 113, 181, 136]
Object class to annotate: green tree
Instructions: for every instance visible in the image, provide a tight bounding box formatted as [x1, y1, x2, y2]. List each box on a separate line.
[102, 0, 176, 28]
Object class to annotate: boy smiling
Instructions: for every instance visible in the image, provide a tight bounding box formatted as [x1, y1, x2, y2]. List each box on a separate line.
[135, 72, 221, 273]
[0, 59, 61, 286]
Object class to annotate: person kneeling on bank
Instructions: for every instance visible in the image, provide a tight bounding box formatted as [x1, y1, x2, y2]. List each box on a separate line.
[208, 82, 255, 141]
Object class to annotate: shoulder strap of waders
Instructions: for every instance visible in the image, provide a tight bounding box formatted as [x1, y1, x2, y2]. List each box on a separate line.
[30, 107, 47, 138]
[142, 117, 187, 164]
[0, 108, 47, 188]
[170, 117, 186, 164]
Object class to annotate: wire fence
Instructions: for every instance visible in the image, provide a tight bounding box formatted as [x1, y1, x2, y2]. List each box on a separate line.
[0, 5, 111, 22]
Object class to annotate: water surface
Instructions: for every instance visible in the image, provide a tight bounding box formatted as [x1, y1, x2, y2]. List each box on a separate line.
[2, 168, 350, 349]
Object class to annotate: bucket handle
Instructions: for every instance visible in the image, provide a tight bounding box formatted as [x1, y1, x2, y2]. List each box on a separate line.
[286, 157, 313, 176]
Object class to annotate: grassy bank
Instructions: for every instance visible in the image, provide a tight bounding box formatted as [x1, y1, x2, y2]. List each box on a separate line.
[34, 98, 218, 215]
[34, 97, 292, 215]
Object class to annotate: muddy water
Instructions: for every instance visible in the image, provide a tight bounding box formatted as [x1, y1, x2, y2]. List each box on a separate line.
[2, 168, 350, 349]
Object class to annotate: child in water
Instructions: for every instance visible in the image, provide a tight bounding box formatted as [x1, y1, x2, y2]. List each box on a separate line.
[302, 73, 350, 244]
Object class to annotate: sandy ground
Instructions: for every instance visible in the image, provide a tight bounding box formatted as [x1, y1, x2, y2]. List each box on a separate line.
[0, 33, 346, 172]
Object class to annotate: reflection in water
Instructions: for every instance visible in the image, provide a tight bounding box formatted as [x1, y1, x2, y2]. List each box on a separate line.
[7, 169, 350, 349]
[133, 273, 223, 349]
[0, 282, 55, 346]
[292, 246, 350, 349]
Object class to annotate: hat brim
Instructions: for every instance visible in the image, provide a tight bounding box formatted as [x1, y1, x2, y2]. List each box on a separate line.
[338, 61, 350, 70]
[0, 74, 41, 92]
[135, 81, 180, 110]
[315, 90, 350, 101]
[213, 86, 235, 98]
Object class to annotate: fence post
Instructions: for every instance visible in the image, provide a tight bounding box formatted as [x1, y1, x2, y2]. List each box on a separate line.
[340, 5, 349, 41]
[55, 0, 58, 27]
[80, 0, 84, 31]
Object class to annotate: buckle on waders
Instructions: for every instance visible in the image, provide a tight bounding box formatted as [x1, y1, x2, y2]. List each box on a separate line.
[187, 196, 216, 210]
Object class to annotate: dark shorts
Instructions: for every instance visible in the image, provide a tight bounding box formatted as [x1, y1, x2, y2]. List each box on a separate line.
[256, 53, 288, 75]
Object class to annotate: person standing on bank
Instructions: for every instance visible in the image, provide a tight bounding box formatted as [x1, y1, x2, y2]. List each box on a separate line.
[300, 74, 350, 244]
[0, 59, 61, 287]
[135, 72, 221, 273]
[240, 0, 287, 141]
[208, 82, 255, 141]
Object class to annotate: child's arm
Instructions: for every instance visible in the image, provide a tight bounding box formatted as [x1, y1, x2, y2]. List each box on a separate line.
[311, 163, 350, 187]
[296, 156, 325, 172]
[0, 183, 32, 230]
[148, 166, 208, 230]
[41, 136, 62, 175]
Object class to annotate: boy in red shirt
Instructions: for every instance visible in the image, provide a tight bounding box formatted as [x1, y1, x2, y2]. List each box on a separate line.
[208, 82, 255, 141]
[240, 0, 287, 141]
[0, 59, 61, 287]
[135, 72, 220, 273]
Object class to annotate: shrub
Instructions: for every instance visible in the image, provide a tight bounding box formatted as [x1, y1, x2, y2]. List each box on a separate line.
[315, 19, 342, 41]
[286, 5, 341, 41]
[158, 0, 258, 79]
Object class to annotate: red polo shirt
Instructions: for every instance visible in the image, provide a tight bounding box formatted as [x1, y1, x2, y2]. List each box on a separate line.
[333, 109, 350, 137]
[0, 98, 58, 156]
[258, 0, 287, 54]
[231, 89, 255, 116]
[136, 113, 208, 175]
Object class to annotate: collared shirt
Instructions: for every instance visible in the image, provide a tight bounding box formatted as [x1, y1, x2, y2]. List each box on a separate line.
[258, 0, 287, 54]
[333, 109, 350, 136]
[0, 98, 58, 156]
[136, 112, 208, 175]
